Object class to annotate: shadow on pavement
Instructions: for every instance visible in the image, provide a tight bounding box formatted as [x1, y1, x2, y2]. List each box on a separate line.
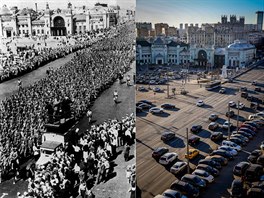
[194, 141, 212, 154]
[136, 111, 148, 117]
[189, 153, 206, 166]
[165, 137, 185, 148]
[136, 139, 154, 151]
[195, 129, 211, 138]
[153, 112, 170, 117]
[203, 104, 213, 109]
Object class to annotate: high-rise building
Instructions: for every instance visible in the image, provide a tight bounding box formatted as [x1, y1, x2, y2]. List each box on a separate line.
[168, 26, 177, 36]
[184, 23, 188, 29]
[179, 23, 183, 29]
[155, 23, 168, 36]
[256, 11, 264, 31]
[136, 22, 152, 38]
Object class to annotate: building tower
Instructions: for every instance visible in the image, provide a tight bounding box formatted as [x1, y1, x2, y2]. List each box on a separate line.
[44, 2, 51, 35]
[221, 15, 227, 24]
[230, 15, 237, 24]
[65, 2, 73, 35]
[256, 11, 264, 31]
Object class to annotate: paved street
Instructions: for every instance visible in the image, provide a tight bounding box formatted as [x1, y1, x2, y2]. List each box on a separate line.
[136, 65, 264, 198]
[0, 53, 135, 197]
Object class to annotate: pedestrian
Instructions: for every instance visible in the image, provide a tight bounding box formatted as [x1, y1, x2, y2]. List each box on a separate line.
[124, 144, 130, 162]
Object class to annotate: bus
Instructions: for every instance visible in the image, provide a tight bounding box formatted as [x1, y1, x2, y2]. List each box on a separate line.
[205, 81, 221, 90]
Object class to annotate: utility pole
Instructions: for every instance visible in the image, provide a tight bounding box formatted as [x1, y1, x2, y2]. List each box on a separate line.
[228, 104, 231, 140]
[167, 83, 169, 98]
[186, 128, 190, 174]
[236, 100, 240, 132]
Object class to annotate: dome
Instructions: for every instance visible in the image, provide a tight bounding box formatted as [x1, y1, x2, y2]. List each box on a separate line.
[227, 40, 255, 50]
[0, 5, 12, 16]
[215, 48, 226, 55]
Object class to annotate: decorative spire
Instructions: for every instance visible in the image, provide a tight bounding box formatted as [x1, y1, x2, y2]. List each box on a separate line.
[46, 2, 49, 10]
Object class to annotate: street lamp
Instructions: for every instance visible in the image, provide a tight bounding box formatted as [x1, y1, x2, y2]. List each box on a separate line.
[236, 100, 240, 132]
[227, 104, 231, 140]
[186, 128, 190, 174]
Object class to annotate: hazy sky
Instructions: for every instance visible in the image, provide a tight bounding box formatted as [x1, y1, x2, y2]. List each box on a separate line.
[136, 0, 264, 28]
[0, 0, 135, 10]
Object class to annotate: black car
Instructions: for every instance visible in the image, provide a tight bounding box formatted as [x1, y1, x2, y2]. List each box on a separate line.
[161, 131, 175, 142]
[190, 125, 202, 133]
[231, 179, 244, 197]
[241, 92, 248, 98]
[244, 164, 263, 182]
[230, 137, 247, 146]
[138, 100, 153, 106]
[239, 128, 256, 136]
[247, 187, 264, 197]
[248, 150, 262, 163]
[138, 103, 152, 109]
[161, 103, 176, 109]
[237, 131, 253, 139]
[196, 164, 219, 177]
[226, 110, 235, 118]
[257, 155, 264, 166]
[233, 161, 250, 177]
[210, 132, 223, 141]
[255, 87, 261, 92]
[211, 150, 234, 160]
[244, 121, 260, 129]
[240, 87, 247, 91]
[152, 147, 169, 160]
[188, 136, 200, 146]
[170, 180, 200, 198]
[136, 106, 143, 113]
[198, 159, 222, 170]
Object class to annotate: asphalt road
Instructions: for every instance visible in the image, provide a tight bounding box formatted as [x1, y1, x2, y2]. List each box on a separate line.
[136, 65, 264, 198]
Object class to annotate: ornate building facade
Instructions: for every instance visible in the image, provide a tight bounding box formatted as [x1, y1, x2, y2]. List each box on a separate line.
[0, 2, 119, 38]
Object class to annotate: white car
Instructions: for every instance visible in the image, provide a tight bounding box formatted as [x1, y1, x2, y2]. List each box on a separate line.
[196, 100, 204, 107]
[236, 102, 245, 110]
[159, 152, 178, 165]
[153, 87, 162, 92]
[248, 114, 262, 120]
[260, 141, 264, 150]
[149, 107, 164, 114]
[256, 112, 264, 118]
[192, 169, 214, 183]
[229, 101, 236, 107]
[222, 121, 233, 129]
[170, 161, 187, 174]
[218, 145, 238, 156]
[222, 140, 242, 151]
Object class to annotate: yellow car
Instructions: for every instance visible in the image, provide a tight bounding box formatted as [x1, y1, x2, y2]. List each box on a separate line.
[185, 149, 199, 159]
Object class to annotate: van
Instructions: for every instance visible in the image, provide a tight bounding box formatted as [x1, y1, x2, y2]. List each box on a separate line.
[241, 92, 248, 98]
[244, 164, 263, 182]
[222, 140, 241, 151]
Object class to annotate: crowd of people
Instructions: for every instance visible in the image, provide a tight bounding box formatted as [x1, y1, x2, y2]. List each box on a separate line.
[0, 41, 90, 83]
[0, 21, 135, 187]
[17, 114, 135, 198]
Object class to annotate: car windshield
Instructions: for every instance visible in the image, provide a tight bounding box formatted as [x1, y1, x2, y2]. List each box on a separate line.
[160, 157, 166, 161]
[193, 176, 200, 183]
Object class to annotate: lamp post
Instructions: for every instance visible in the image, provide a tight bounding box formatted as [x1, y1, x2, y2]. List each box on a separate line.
[186, 128, 190, 174]
[236, 100, 240, 132]
[228, 104, 231, 140]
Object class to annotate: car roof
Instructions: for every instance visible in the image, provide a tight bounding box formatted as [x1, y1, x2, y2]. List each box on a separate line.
[194, 169, 206, 174]
[189, 135, 199, 139]
[155, 147, 167, 151]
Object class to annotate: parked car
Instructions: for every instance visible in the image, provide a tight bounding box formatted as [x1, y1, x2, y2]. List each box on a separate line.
[257, 155, 264, 166]
[244, 121, 260, 129]
[210, 150, 234, 160]
[170, 180, 200, 198]
[219, 88, 226, 94]
[247, 150, 262, 163]
[138, 100, 153, 106]
[188, 136, 200, 146]
[138, 103, 152, 109]
[226, 110, 235, 118]
[235, 131, 253, 139]
[153, 87, 162, 92]
[223, 121, 233, 129]
[185, 149, 199, 159]
[210, 132, 223, 141]
[218, 145, 238, 156]
[208, 122, 219, 131]
[181, 174, 206, 189]
[161, 103, 176, 109]
[229, 101, 236, 107]
[222, 140, 242, 151]
[192, 169, 214, 183]
[240, 87, 247, 91]
[247, 187, 264, 197]
[136, 106, 143, 113]
[231, 134, 249, 143]
[230, 137, 247, 146]
[239, 128, 256, 136]
[206, 155, 228, 166]
[255, 87, 262, 92]
[190, 125, 202, 133]
[162, 189, 187, 198]
[244, 164, 263, 182]
[196, 100, 204, 107]
[170, 162, 188, 175]
[198, 159, 222, 170]
[241, 92, 248, 98]
[260, 141, 264, 150]
[236, 102, 245, 110]
[161, 131, 175, 141]
[230, 179, 244, 197]
[209, 114, 218, 121]
[240, 124, 256, 132]
[138, 86, 148, 92]
[233, 161, 250, 177]
[252, 81, 257, 85]
[159, 152, 178, 165]
[149, 107, 164, 114]
[196, 164, 219, 177]
[152, 147, 169, 159]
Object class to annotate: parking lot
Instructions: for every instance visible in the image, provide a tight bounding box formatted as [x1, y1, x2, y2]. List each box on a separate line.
[136, 65, 264, 198]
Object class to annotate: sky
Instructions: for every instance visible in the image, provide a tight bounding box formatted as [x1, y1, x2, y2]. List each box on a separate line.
[0, 0, 135, 10]
[136, 0, 264, 28]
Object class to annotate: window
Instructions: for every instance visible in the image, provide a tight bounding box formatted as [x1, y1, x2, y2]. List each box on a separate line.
[42, 29, 44, 34]
[37, 29, 40, 34]
[84, 26, 86, 31]
[22, 30, 25, 34]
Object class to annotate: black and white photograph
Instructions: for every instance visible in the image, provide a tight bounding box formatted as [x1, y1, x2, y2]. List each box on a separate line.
[0, 0, 135, 197]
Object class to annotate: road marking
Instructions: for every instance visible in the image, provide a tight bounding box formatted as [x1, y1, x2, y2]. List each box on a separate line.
[0, 193, 8, 198]
[241, 150, 251, 154]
